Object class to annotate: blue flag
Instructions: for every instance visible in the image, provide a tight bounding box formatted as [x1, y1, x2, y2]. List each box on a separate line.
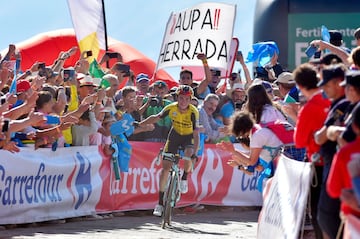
[110, 113, 135, 137]
[321, 25, 330, 42]
[110, 113, 134, 174]
[246, 41, 279, 67]
[321, 25, 330, 54]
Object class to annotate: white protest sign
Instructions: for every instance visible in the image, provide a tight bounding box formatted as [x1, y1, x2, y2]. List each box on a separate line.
[157, 2, 236, 71]
[181, 37, 239, 81]
[257, 154, 313, 239]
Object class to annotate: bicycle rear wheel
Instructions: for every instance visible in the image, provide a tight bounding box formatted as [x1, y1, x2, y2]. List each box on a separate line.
[162, 171, 177, 228]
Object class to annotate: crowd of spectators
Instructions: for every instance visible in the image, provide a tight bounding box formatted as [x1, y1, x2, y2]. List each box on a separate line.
[1, 26, 360, 236]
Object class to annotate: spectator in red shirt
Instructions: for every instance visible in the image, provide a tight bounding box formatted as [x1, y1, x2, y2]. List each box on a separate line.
[293, 63, 331, 239]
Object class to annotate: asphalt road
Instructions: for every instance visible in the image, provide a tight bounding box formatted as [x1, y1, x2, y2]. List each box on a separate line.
[0, 206, 260, 239]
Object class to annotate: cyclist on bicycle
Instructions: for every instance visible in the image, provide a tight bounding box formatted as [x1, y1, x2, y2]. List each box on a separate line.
[139, 85, 200, 216]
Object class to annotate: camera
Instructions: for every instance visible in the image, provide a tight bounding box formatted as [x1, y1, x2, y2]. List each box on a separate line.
[85, 50, 93, 57]
[234, 101, 244, 110]
[106, 52, 119, 59]
[63, 69, 75, 82]
[149, 96, 163, 107]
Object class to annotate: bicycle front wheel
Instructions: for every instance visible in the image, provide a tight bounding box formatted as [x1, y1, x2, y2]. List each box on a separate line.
[162, 171, 177, 228]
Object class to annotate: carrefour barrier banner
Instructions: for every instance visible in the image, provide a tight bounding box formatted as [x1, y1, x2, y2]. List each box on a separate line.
[257, 154, 313, 239]
[0, 142, 262, 224]
[157, 2, 236, 71]
[0, 146, 102, 225]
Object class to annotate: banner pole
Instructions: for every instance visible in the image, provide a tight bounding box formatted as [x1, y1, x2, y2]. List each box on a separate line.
[101, 0, 110, 68]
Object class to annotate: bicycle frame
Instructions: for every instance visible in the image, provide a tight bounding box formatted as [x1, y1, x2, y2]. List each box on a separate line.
[161, 152, 181, 228]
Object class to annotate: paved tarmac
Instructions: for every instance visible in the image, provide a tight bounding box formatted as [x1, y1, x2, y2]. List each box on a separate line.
[0, 206, 260, 239]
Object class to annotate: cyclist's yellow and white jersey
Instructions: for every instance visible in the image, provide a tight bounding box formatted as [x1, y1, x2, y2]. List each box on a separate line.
[159, 102, 199, 135]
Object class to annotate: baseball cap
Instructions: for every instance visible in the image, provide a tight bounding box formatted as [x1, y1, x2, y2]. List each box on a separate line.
[261, 80, 273, 94]
[317, 64, 345, 87]
[252, 78, 273, 94]
[79, 75, 98, 87]
[274, 72, 295, 84]
[210, 68, 221, 77]
[136, 73, 149, 83]
[153, 80, 167, 88]
[76, 73, 86, 81]
[17, 80, 31, 93]
[231, 83, 245, 94]
[339, 71, 360, 87]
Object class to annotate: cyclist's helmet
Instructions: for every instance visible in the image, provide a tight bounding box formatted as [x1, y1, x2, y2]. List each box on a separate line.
[176, 85, 194, 97]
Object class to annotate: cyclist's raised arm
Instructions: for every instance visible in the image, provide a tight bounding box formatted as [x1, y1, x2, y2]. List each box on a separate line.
[139, 105, 171, 126]
[139, 114, 161, 126]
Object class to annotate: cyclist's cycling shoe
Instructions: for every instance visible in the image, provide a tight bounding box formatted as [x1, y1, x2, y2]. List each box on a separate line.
[180, 180, 188, 194]
[153, 204, 163, 217]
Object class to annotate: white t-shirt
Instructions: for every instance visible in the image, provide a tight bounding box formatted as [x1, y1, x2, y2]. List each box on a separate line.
[260, 104, 286, 124]
[250, 127, 283, 163]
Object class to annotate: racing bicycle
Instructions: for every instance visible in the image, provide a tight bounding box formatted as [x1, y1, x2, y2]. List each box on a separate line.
[158, 148, 195, 229]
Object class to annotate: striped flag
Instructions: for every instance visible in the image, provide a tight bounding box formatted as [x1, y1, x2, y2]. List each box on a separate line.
[9, 60, 18, 94]
[67, 0, 106, 62]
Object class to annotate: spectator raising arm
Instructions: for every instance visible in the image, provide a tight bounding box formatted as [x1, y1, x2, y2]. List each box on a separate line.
[196, 53, 212, 96]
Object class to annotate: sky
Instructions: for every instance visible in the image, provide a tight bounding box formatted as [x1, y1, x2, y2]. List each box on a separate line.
[0, 0, 256, 79]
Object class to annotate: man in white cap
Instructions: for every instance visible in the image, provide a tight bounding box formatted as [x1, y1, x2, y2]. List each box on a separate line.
[78, 74, 98, 101]
[136, 73, 150, 95]
[274, 72, 301, 125]
[274, 72, 297, 101]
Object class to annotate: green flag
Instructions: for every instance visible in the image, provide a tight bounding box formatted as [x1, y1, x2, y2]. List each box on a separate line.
[89, 59, 104, 78]
[89, 59, 110, 89]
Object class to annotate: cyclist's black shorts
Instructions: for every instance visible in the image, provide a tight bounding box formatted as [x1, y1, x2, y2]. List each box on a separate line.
[164, 129, 193, 154]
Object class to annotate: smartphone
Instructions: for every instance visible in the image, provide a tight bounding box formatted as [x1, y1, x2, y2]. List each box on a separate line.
[85, 50, 93, 57]
[2, 119, 9, 132]
[107, 52, 119, 59]
[38, 62, 46, 70]
[305, 45, 318, 58]
[0, 97, 6, 105]
[63, 69, 75, 82]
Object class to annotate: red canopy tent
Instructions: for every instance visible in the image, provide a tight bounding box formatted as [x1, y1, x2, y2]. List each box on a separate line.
[2, 29, 178, 89]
